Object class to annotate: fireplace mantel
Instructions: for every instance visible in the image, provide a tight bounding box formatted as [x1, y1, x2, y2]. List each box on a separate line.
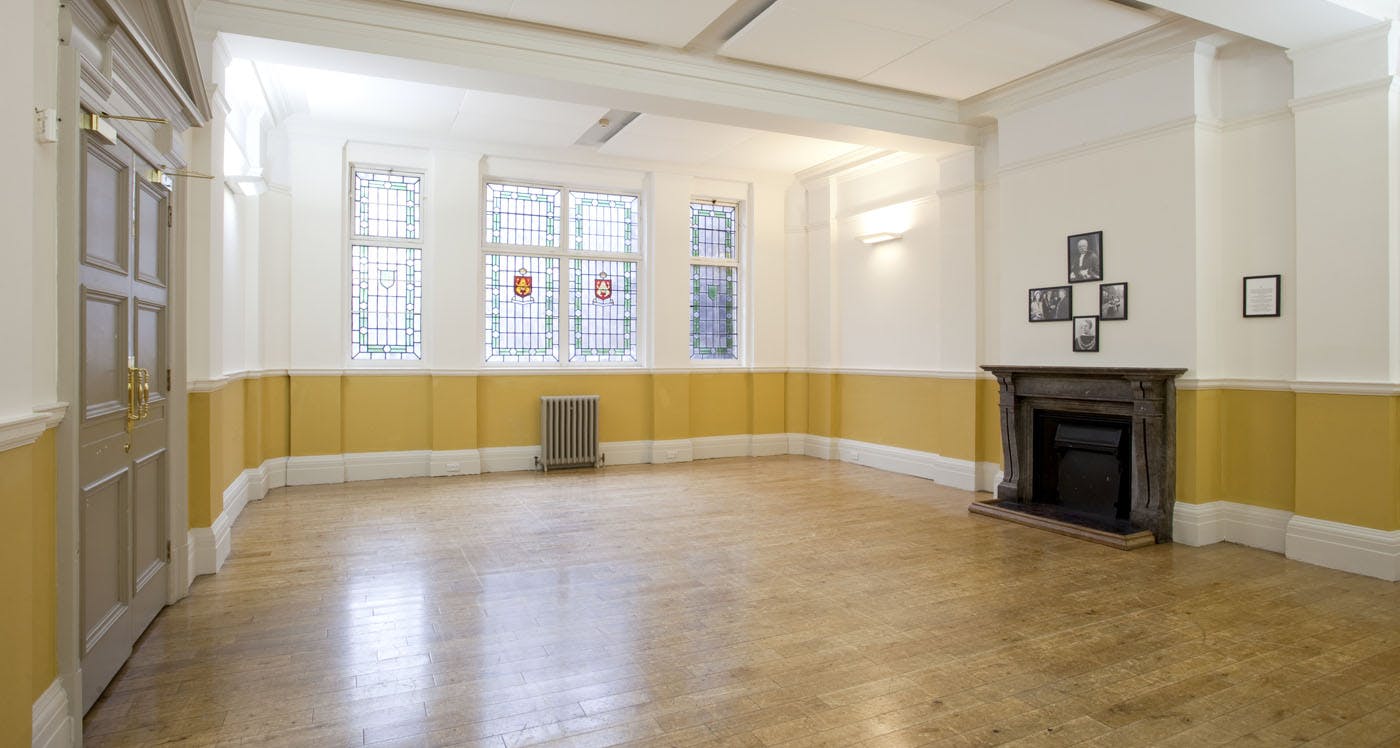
[980, 365, 1187, 543]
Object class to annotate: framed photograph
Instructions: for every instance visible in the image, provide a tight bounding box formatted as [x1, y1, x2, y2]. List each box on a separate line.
[1243, 274, 1281, 317]
[1072, 315, 1099, 352]
[1099, 282, 1128, 321]
[1028, 285, 1072, 322]
[1068, 231, 1103, 283]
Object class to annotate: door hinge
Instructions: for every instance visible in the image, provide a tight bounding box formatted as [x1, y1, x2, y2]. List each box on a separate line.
[166, 368, 171, 390]
[165, 540, 172, 562]
[167, 204, 173, 228]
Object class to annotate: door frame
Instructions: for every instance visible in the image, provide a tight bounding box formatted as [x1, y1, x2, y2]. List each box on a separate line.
[54, 0, 205, 733]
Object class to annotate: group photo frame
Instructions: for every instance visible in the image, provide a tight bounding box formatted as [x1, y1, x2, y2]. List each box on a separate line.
[1099, 282, 1127, 321]
[1028, 285, 1072, 322]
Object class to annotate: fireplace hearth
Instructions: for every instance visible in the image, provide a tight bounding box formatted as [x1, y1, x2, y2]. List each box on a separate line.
[973, 366, 1186, 549]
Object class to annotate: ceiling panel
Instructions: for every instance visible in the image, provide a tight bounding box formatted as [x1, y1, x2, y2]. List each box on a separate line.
[451, 91, 608, 147]
[599, 114, 864, 173]
[719, 1, 929, 80]
[721, 0, 1159, 100]
[409, 0, 736, 47]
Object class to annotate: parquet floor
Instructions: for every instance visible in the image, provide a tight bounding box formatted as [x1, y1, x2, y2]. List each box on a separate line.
[85, 457, 1400, 747]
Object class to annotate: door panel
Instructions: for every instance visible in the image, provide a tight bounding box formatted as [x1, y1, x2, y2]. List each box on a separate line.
[82, 146, 128, 274]
[135, 180, 166, 286]
[81, 290, 127, 421]
[79, 129, 172, 712]
[80, 469, 129, 653]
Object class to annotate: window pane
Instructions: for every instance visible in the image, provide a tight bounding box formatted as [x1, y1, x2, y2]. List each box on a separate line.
[690, 202, 736, 259]
[690, 264, 737, 360]
[569, 258, 637, 363]
[570, 191, 638, 253]
[485, 254, 559, 362]
[353, 170, 420, 239]
[485, 183, 560, 247]
[350, 245, 422, 360]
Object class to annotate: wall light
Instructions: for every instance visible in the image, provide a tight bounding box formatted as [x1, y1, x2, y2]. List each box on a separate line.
[856, 232, 902, 246]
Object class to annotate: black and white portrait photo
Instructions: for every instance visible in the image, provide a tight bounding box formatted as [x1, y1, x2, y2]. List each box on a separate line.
[1099, 282, 1128, 320]
[1072, 315, 1099, 352]
[1068, 231, 1103, 283]
[1028, 285, 1072, 322]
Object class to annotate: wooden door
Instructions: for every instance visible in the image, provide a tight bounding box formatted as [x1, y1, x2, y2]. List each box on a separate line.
[78, 129, 170, 713]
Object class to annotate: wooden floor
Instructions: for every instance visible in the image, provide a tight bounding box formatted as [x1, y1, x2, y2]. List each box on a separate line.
[85, 457, 1400, 747]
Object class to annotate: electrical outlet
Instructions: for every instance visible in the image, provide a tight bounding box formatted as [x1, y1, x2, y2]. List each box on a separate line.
[444, 462, 461, 475]
[34, 108, 58, 143]
[665, 450, 678, 459]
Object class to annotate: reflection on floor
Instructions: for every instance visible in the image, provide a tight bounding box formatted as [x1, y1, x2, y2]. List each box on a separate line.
[85, 456, 1400, 746]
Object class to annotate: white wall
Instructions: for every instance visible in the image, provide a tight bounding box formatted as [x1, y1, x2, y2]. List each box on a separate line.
[2, 0, 39, 421]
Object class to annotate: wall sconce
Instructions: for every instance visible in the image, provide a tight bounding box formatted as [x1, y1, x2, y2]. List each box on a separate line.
[225, 175, 268, 196]
[856, 232, 902, 246]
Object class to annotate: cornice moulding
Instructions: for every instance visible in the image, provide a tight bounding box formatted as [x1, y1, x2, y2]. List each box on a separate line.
[0, 414, 48, 453]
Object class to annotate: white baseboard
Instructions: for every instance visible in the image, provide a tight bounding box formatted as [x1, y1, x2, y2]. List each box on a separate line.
[1286, 516, 1400, 582]
[345, 450, 430, 482]
[650, 439, 694, 464]
[1173, 501, 1291, 553]
[191, 458, 282, 578]
[430, 449, 482, 477]
[286, 454, 346, 485]
[786, 434, 982, 492]
[692, 434, 752, 460]
[32, 677, 71, 748]
[480, 445, 539, 473]
[1175, 500, 1400, 582]
[751, 433, 790, 457]
[600, 440, 651, 465]
[976, 463, 1003, 494]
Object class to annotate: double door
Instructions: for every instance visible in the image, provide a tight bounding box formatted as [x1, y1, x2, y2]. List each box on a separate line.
[78, 129, 171, 712]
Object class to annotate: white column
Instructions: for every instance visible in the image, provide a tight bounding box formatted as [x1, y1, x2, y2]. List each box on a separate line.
[647, 171, 693, 369]
[936, 149, 981, 373]
[1288, 24, 1399, 382]
[1, 0, 38, 420]
[185, 34, 229, 382]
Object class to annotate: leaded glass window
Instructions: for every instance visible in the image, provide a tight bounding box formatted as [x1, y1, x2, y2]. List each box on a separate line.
[569, 258, 637, 362]
[485, 182, 560, 247]
[690, 202, 736, 260]
[690, 265, 736, 360]
[570, 191, 638, 253]
[482, 178, 644, 366]
[350, 166, 423, 360]
[689, 200, 741, 360]
[353, 170, 420, 239]
[484, 254, 560, 363]
[351, 246, 421, 359]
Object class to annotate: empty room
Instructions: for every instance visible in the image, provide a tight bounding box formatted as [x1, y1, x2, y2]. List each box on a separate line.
[5, 0, 1400, 746]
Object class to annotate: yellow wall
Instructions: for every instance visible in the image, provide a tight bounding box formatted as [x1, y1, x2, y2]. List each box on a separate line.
[184, 373, 1400, 536]
[0, 426, 57, 746]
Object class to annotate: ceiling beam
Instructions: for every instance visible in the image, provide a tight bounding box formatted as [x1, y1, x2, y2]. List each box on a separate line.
[195, 0, 976, 152]
[1145, 0, 1389, 49]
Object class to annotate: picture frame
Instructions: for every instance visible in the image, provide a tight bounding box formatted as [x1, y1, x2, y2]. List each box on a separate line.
[1243, 274, 1281, 317]
[1099, 282, 1128, 321]
[1028, 285, 1072, 322]
[1067, 231, 1103, 283]
[1072, 315, 1100, 352]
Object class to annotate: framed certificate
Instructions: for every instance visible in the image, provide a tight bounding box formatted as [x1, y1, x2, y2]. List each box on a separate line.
[1243, 275, 1281, 317]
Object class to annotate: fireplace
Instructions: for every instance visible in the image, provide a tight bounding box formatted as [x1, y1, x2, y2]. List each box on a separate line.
[973, 366, 1185, 548]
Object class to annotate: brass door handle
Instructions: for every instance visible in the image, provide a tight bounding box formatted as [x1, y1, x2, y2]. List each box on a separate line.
[124, 358, 150, 452]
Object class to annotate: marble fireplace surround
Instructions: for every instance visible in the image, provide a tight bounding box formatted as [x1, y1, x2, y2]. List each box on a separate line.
[980, 365, 1187, 544]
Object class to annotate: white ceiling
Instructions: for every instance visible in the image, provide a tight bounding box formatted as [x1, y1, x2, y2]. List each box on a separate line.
[720, 0, 1160, 100]
[404, 0, 736, 47]
[250, 61, 874, 173]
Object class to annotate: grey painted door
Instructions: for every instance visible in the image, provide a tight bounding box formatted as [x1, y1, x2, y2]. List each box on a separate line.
[78, 129, 170, 713]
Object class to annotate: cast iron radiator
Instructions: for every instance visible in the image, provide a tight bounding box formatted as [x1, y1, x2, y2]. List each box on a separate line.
[539, 395, 600, 471]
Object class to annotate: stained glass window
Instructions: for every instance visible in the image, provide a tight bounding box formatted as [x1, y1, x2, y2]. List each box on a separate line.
[485, 253, 560, 363]
[569, 258, 637, 362]
[351, 167, 423, 361]
[485, 182, 560, 247]
[690, 264, 737, 360]
[570, 191, 638, 253]
[351, 245, 422, 360]
[353, 170, 420, 239]
[690, 202, 737, 259]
